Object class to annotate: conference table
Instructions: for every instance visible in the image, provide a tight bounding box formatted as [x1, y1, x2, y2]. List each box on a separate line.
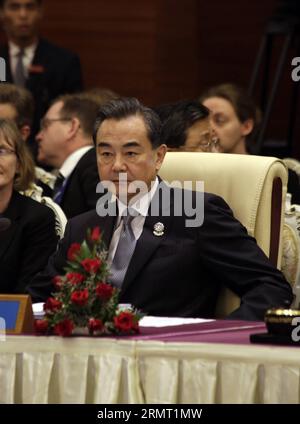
[0, 319, 299, 404]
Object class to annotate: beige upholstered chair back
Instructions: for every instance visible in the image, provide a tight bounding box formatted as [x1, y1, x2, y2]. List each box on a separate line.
[159, 152, 288, 317]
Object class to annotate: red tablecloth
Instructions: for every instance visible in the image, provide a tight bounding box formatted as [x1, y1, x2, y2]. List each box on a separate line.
[129, 319, 267, 344]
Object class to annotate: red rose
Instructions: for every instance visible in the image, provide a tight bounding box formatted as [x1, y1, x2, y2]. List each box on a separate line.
[54, 319, 74, 336]
[66, 272, 85, 285]
[67, 243, 81, 261]
[81, 258, 101, 274]
[44, 297, 62, 312]
[96, 282, 114, 301]
[88, 318, 103, 332]
[90, 226, 101, 242]
[52, 276, 63, 289]
[114, 311, 137, 333]
[71, 289, 89, 306]
[35, 319, 48, 334]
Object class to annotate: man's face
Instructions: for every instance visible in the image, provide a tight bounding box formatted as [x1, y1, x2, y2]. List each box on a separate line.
[96, 115, 166, 202]
[0, 0, 42, 45]
[36, 101, 70, 168]
[184, 117, 219, 152]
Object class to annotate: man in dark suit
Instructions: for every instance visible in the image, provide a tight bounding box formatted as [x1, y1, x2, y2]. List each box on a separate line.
[28, 97, 293, 321]
[0, 0, 83, 155]
[36, 94, 100, 218]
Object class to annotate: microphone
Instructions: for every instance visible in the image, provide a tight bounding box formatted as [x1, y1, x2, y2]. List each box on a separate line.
[0, 217, 11, 232]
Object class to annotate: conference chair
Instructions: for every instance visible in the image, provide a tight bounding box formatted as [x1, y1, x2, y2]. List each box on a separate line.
[283, 157, 300, 178]
[159, 152, 288, 317]
[282, 193, 300, 308]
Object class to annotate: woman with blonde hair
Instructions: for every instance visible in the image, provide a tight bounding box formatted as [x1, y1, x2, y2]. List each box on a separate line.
[0, 119, 58, 293]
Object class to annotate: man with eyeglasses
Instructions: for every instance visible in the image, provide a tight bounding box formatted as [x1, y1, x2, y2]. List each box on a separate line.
[36, 94, 100, 218]
[0, 0, 83, 156]
[156, 100, 220, 153]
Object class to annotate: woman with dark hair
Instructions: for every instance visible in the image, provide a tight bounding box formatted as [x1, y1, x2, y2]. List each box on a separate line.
[200, 83, 300, 203]
[0, 119, 58, 293]
[200, 83, 261, 154]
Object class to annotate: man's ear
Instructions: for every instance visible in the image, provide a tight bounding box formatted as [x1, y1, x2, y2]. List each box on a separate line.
[20, 125, 31, 142]
[68, 117, 80, 139]
[155, 144, 167, 171]
[241, 119, 254, 137]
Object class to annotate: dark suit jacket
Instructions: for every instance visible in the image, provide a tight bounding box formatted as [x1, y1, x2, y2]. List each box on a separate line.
[287, 169, 300, 204]
[0, 191, 59, 294]
[58, 148, 100, 219]
[28, 183, 293, 320]
[0, 38, 83, 155]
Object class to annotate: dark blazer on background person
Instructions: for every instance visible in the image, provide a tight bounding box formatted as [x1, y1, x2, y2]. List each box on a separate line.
[0, 38, 83, 154]
[0, 191, 59, 294]
[287, 169, 300, 204]
[28, 182, 293, 321]
[58, 148, 100, 219]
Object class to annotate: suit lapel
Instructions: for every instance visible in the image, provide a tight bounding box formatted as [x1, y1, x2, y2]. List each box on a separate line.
[93, 197, 118, 250]
[121, 182, 173, 292]
[99, 214, 116, 251]
[26, 39, 46, 91]
[0, 191, 21, 261]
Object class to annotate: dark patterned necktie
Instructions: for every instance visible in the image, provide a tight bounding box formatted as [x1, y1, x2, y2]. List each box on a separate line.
[15, 49, 26, 87]
[53, 173, 65, 204]
[108, 209, 137, 288]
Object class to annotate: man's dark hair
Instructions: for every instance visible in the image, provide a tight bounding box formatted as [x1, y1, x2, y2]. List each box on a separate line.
[0, 83, 34, 128]
[93, 97, 162, 148]
[0, 0, 42, 7]
[159, 100, 209, 148]
[55, 94, 100, 138]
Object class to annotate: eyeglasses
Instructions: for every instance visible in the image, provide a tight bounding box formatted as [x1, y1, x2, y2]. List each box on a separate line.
[0, 147, 16, 157]
[40, 118, 71, 130]
[168, 136, 220, 153]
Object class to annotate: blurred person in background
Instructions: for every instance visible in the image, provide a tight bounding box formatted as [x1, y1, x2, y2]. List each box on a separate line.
[0, 82, 55, 195]
[200, 83, 300, 203]
[80, 87, 119, 107]
[0, 118, 58, 293]
[157, 99, 220, 153]
[0, 0, 83, 156]
[36, 94, 100, 218]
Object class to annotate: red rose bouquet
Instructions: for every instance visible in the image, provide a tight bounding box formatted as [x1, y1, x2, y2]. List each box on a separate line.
[35, 227, 142, 336]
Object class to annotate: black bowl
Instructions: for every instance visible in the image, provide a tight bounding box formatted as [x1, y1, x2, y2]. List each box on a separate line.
[265, 308, 300, 336]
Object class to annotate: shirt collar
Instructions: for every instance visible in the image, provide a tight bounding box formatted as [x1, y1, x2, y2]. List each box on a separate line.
[9, 40, 38, 57]
[59, 146, 93, 179]
[116, 177, 159, 218]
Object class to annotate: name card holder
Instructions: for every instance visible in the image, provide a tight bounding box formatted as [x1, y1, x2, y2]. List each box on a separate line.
[0, 295, 35, 335]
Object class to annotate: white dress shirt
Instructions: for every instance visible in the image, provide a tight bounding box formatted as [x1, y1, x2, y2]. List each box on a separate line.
[9, 41, 37, 80]
[107, 178, 159, 265]
[58, 146, 93, 180]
